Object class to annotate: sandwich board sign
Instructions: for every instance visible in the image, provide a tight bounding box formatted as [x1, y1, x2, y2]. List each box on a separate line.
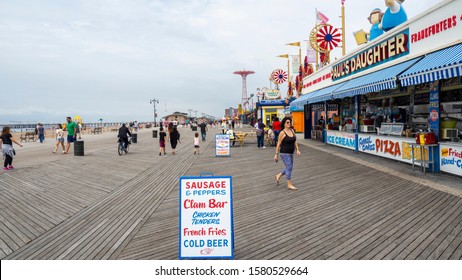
[215, 134, 230, 157]
[179, 175, 234, 259]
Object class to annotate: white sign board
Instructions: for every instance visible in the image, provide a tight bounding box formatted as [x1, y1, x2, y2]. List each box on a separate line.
[440, 143, 462, 177]
[326, 130, 356, 150]
[179, 176, 234, 259]
[263, 89, 281, 100]
[215, 134, 230, 157]
[358, 134, 432, 165]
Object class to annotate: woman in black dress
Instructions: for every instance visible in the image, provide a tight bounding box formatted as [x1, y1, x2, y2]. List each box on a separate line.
[169, 125, 180, 155]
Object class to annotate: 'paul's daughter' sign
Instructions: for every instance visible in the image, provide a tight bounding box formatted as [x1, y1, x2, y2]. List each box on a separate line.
[179, 176, 234, 259]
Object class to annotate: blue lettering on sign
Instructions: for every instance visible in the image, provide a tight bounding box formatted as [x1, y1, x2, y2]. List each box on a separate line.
[207, 239, 229, 247]
[442, 158, 462, 170]
[327, 135, 355, 147]
[184, 239, 205, 247]
[335, 136, 355, 147]
[359, 137, 375, 151]
[442, 158, 455, 166]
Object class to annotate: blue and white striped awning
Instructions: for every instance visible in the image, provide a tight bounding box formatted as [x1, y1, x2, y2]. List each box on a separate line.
[398, 43, 462, 87]
[307, 82, 348, 104]
[332, 57, 422, 99]
[289, 91, 315, 111]
[290, 81, 348, 111]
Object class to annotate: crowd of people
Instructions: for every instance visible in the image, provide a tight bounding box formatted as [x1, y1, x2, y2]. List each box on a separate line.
[2, 116, 303, 192]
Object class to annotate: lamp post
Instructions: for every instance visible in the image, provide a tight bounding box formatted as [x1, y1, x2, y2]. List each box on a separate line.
[150, 98, 159, 127]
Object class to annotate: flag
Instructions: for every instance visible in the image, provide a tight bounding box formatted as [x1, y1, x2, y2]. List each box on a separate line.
[306, 45, 316, 63]
[286, 42, 301, 47]
[291, 55, 300, 73]
[316, 9, 329, 24]
[277, 54, 289, 58]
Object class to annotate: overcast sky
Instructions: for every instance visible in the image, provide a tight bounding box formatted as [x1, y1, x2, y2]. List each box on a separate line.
[0, 0, 444, 123]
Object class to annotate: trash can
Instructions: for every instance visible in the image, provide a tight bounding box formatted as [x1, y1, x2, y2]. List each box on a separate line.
[74, 141, 84, 156]
[131, 133, 137, 143]
[191, 126, 197, 131]
[152, 130, 158, 138]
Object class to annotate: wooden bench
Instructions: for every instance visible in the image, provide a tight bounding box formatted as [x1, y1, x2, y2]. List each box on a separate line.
[91, 127, 103, 134]
[20, 132, 36, 142]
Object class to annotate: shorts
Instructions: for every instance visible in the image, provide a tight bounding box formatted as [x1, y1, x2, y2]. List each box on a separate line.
[56, 138, 64, 143]
[159, 140, 165, 148]
[67, 135, 76, 143]
[194, 145, 199, 148]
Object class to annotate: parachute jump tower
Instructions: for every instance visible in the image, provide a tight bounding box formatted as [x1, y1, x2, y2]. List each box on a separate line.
[233, 70, 255, 111]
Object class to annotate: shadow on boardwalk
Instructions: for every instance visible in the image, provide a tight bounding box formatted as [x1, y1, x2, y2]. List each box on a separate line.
[1, 127, 461, 259]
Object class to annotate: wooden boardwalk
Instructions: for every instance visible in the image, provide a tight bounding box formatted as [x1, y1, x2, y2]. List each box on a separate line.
[1, 127, 461, 259]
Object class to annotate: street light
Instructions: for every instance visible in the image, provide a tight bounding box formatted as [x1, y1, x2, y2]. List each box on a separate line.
[150, 98, 159, 127]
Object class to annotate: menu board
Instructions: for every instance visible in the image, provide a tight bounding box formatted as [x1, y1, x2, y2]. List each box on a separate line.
[215, 134, 230, 157]
[179, 176, 234, 259]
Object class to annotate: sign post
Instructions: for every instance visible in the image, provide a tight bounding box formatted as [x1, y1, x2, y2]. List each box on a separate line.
[179, 176, 234, 259]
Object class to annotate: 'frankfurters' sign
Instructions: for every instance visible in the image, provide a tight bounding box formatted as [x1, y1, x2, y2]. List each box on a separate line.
[179, 176, 234, 259]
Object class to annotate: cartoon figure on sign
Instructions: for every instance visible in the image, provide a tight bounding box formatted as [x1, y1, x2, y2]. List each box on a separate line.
[367, 8, 384, 41]
[380, 0, 408, 32]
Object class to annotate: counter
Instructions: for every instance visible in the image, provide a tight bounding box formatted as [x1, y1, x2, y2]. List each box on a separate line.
[439, 142, 462, 176]
[325, 130, 445, 173]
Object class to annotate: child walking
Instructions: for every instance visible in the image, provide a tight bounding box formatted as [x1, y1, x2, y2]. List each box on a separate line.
[53, 123, 66, 154]
[1, 126, 23, 170]
[193, 132, 200, 154]
[159, 127, 167, 156]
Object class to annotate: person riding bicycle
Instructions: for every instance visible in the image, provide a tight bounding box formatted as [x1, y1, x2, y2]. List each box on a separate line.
[118, 123, 132, 152]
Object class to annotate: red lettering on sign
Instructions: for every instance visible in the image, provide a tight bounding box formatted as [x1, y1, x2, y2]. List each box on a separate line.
[375, 139, 402, 157]
[411, 15, 457, 43]
[209, 199, 228, 208]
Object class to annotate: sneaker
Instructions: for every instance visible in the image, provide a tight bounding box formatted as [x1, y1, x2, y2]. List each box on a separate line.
[7, 166, 14, 170]
[2, 167, 8, 171]
[262, 146, 266, 148]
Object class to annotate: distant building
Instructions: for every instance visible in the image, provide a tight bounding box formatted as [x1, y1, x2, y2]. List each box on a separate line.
[196, 116, 209, 123]
[164, 112, 189, 125]
[225, 107, 238, 118]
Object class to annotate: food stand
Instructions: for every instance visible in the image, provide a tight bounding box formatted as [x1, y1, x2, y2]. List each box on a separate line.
[290, 0, 462, 176]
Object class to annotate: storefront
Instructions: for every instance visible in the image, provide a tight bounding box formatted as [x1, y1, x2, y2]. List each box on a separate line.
[290, 0, 462, 177]
[257, 99, 287, 126]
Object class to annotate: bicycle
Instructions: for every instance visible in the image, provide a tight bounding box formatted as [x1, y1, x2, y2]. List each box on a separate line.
[117, 137, 130, 156]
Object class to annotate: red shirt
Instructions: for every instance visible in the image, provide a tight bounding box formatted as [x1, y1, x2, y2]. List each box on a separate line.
[272, 120, 281, 131]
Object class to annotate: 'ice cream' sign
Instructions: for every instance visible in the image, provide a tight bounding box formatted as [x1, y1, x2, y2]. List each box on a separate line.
[179, 176, 234, 259]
